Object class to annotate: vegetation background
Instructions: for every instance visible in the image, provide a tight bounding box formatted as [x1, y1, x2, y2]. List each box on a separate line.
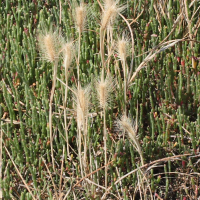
[0, 0, 200, 199]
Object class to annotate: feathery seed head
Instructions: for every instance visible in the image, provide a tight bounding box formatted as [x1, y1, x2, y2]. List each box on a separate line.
[117, 115, 144, 165]
[38, 29, 62, 63]
[96, 74, 115, 109]
[117, 115, 137, 141]
[116, 33, 130, 62]
[74, 85, 90, 130]
[62, 41, 74, 71]
[101, 0, 126, 31]
[75, 3, 87, 33]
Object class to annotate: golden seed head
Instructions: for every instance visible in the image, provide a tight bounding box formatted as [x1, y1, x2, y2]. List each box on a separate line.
[116, 34, 130, 62]
[38, 29, 61, 63]
[118, 115, 136, 140]
[75, 3, 87, 33]
[43, 34, 56, 62]
[101, 0, 126, 30]
[117, 115, 144, 165]
[62, 41, 74, 71]
[101, 6, 117, 30]
[118, 40, 126, 58]
[75, 86, 90, 130]
[96, 74, 114, 109]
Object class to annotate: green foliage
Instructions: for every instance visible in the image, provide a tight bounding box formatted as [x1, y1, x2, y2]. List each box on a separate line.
[0, 0, 200, 199]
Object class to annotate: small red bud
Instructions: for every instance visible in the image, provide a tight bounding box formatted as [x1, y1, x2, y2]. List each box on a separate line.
[177, 57, 181, 62]
[181, 60, 185, 66]
[182, 160, 186, 168]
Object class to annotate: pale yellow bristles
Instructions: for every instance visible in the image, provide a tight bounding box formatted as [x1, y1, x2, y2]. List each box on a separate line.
[44, 34, 56, 62]
[62, 42, 74, 71]
[75, 3, 87, 33]
[116, 34, 130, 62]
[118, 115, 144, 165]
[75, 86, 90, 130]
[101, 0, 126, 31]
[38, 30, 61, 63]
[99, 80, 106, 108]
[101, 5, 117, 31]
[118, 39, 127, 60]
[118, 115, 137, 142]
[96, 75, 114, 109]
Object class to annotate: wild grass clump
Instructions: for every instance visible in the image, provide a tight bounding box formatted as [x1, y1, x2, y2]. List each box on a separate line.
[1, 0, 200, 199]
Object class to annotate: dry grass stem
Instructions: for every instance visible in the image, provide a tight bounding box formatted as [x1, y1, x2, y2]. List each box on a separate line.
[74, 85, 90, 178]
[38, 28, 63, 171]
[74, 3, 87, 89]
[42, 157, 59, 199]
[128, 39, 183, 85]
[38, 26, 64, 171]
[116, 33, 130, 114]
[95, 73, 114, 189]
[62, 41, 74, 158]
[101, 153, 194, 199]
[5, 146, 37, 200]
[100, 0, 126, 75]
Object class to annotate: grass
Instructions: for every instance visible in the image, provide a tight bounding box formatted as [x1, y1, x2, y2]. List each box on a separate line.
[0, 0, 200, 199]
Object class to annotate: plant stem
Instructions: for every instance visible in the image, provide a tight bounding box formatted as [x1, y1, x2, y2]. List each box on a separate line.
[49, 60, 58, 172]
[103, 107, 107, 189]
[78, 126, 84, 178]
[77, 30, 81, 90]
[64, 69, 70, 159]
[123, 59, 127, 115]
[83, 115, 88, 172]
[100, 28, 105, 76]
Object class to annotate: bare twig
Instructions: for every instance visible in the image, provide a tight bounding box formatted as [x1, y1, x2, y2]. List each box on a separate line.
[4, 146, 36, 200]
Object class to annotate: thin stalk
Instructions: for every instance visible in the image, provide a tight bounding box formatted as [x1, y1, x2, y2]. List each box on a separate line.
[64, 70, 70, 159]
[49, 60, 58, 172]
[5, 146, 37, 200]
[59, 147, 65, 199]
[122, 59, 126, 141]
[77, 30, 81, 89]
[78, 126, 84, 178]
[100, 28, 105, 76]
[83, 116, 88, 172]
[122, 59, 127, 115]
[103, 107, 107, 189]
[106, 25, 112, 70]
[118, 13, 135, 84]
